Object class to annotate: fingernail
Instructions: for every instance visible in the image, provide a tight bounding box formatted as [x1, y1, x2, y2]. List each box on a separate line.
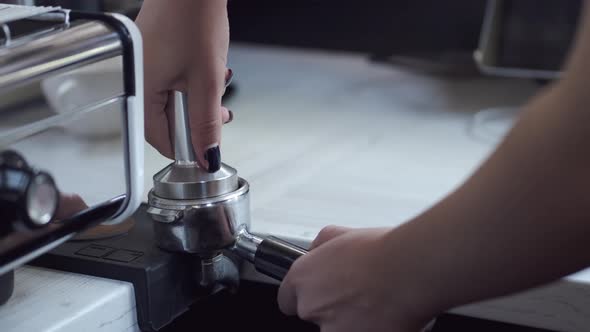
[225, 68, 233, 88]
[204, 145, 221, 173]
[227, 110, 234, 124]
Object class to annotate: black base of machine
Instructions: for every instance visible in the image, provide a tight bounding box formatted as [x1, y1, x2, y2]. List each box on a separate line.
[29, 203, 215, 332]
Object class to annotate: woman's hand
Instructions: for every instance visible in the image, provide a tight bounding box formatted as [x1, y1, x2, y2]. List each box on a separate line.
[278, 226, 435, 332]
[136, 0, 231, 172]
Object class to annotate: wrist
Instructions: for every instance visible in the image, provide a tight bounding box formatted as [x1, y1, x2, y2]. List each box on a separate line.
[378, 226, 446, 327]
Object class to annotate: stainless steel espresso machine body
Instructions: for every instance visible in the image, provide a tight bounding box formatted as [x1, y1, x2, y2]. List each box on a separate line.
[147, 91, 308, 287]
[0, 3, 144, 305]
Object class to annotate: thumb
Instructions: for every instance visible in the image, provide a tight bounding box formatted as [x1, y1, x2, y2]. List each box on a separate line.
[144, 90, 174, 160]
[310, 225, 352, 250]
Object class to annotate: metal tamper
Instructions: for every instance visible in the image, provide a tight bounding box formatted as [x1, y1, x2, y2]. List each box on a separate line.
[147, 91, 307, 289]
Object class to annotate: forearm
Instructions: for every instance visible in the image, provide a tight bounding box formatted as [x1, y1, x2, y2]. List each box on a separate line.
[389, 83, 590, 316]
[384, 2, 590, 317]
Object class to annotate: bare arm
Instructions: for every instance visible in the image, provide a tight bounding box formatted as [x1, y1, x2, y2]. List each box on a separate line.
[388, 0, 590, 317]
[278, 2, 590, 330]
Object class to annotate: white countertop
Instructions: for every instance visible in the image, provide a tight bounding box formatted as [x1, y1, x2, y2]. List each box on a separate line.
[2, 43, 590, 332]
[2, 267, 137, 332]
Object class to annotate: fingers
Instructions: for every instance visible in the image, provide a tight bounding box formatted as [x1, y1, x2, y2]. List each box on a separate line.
[278, 224, 349, 318]
[145, 97, 174, 160]
[187, 86, 221, 172]
[185, 65, 229, 172]
[137, 9, 175, 160]
[310, 225, 351, 250]
[187, 68, 233, 170]
[321, 322, 347, 332]
[277, 259, 300, 316]
[278, 225, 350, 319]
[160, 92, 232, 161]
[143, 66, 233, 164]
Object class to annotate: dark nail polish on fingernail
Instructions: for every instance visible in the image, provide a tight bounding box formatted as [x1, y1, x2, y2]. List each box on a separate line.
[204, 146, 221, 173]
[227, 110, 234, 123]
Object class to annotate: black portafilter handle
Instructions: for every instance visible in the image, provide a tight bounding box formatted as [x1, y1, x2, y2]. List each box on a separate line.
[255, 236, 308, 280]
[233, 231, 308, 281]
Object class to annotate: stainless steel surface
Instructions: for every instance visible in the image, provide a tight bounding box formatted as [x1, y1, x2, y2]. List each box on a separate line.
[148, 178, 250, 254]
[0, 95, 125, 147]
[145, 206, 183, 223]
[2, 19, 71, 49]
[152, 162, 239, 200]
[0, 21, 122, 92]
[232, 228, 263, 263]
[151, 91, 238, 200]
[173, 91, 195, 163]
[199, 253, 240, 292]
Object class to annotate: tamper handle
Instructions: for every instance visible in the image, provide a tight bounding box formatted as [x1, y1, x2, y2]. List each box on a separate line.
[173, 91, 196, 163]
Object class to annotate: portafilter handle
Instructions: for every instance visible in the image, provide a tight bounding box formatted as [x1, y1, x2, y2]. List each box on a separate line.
[233, 230, 308, 281]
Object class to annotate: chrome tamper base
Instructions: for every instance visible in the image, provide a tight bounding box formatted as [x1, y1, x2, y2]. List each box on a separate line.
[152, 162, 239, 200]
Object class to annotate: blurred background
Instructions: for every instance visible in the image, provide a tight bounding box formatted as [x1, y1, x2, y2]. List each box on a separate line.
[5, 0, 581, 78]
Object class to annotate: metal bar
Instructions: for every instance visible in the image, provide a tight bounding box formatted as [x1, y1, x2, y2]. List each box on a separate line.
[0, 21, 122, 92]
[173, 91, 197, 163]
[0, 94, 126, 147]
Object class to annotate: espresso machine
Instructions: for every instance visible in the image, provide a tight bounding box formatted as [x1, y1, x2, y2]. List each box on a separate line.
[31, 93, 309, 331]
[0, 4, 308, 332]
[0, 1, 145, 307]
